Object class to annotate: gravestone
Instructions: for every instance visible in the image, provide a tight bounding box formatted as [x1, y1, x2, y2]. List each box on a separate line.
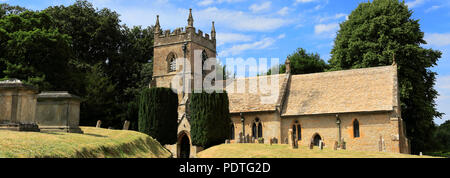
[269, 138, 273, 145]
[259, 138, 264, 144]
[123, 120, 130, 130]
[238, 132, 243, 143]
[284, 138, 288, 144]
[225, 139, 230, 144]
[245, 134, 250, 144]
[251, 137, 256, 144]
[340, 139, 346, 150]
[378, 136, 383, 152]
[334, 141, 338, 151]
[272, 137, 278, 144]
[96, 120, 102, 128]
[0, 79, 40, 132]
[309, 139, 314, 150]
[35, 91, 83, 133]
[289, 129, 298, 149]
[319, 140, 324, 150]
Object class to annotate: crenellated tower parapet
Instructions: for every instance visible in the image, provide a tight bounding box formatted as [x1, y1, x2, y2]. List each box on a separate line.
[154, 9, 216, 52]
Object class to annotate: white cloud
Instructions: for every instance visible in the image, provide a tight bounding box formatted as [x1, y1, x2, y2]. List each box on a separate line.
[318, 13, 347, 23]
[314, 23, 339, 37]
[294, 0, 317, 5]
[406, 0, 426, 8]
[216, 33, 253, 46]
[219, 37, 278, 57]
[197, 7, 292, 32]
[436, 75, 450, 125]
[198, 0, 214, 6]
[277, 7, 290, 16]
[249, 2, 272, 13]
[425, 33, 450, 47]
[277, 33, 286, 39]
[197, 0, 245, 6]
[437, 75, 450, 90]
[425, 5, 442, 13]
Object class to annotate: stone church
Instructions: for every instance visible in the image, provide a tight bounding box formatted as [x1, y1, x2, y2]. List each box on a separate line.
[151, 9, 410, 158]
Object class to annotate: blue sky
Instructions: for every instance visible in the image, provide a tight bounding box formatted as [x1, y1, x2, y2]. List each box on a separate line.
[2, 0, 450, 125]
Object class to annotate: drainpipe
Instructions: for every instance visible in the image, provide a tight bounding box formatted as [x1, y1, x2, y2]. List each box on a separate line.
[336, 114, 341, 147]
[240, 113, 245, 139]
[182, 42, 187, 98]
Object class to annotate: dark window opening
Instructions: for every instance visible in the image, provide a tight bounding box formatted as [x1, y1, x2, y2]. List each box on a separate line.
[353, 119, 360, 138]
[257, 122, 263, 138]
[168, 53, 177, 72]
[313, 134, 322, 146]
[252, 123, 257, 138]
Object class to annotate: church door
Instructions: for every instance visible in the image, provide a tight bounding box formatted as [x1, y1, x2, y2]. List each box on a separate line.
[313, 134, 322, 146]
[179, 134, 190, 158]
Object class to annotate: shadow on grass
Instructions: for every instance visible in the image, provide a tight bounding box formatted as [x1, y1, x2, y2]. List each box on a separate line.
[42, 132, 65, 136]
[70, 137, 170, 158]
[82, 133, 108, 138]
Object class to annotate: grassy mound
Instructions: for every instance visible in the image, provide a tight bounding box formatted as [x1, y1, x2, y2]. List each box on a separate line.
[0, 127, 172, 158]
[198, 144, 438, 158]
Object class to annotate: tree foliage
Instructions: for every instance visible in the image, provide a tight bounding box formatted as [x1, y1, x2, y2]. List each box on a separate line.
[328, 0, 442, 153]
[267, 48, 327, 75]
[0, 0, 154, 129]
[432, 121, 450, 152]
[190, 91, 231, 148]
[138, 88, 178, 145]
[0, 10, 73, 90]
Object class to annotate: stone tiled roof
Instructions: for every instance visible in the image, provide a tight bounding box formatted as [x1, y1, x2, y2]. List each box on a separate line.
[225, 74, 289, 114]
[281, 66, 397, 116]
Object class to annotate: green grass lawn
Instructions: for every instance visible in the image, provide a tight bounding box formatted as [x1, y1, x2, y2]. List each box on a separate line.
[0, 127, 171, 158]
[197, 143, 439, 158]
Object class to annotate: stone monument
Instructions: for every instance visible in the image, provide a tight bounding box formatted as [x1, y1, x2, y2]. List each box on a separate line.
[0, 79, 40, 131]
[35, 91, 83, 133]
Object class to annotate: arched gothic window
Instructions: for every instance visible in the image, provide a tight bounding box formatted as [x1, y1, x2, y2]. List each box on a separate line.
[353, 119, 360, 138]
[167, 53, 177, 73]
[202, 50, 208, 76]
[252, 118, 263, 139]
[252, 122, 257, 138]
[292, 122, 301, 141]
[258, 122, 263, 138]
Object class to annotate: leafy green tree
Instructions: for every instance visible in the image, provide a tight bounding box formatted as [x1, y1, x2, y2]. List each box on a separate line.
[1, 1, 155, 129]
[266, 64, 286, 76]
[138, 88, 178, 145]
[43, 1, 154, 128]
[0, 10, 73, 90]
[267, 48, 327, 75]
[433, 121, 450, 152]
[0, 3, 27, 18]
[80, 63, 118, 127]
[328, 0, 442, 153]
[190, 91, 231, 148]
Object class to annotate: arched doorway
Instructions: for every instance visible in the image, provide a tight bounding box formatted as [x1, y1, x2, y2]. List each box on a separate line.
[177, 132, 191, 158]
[313, 134, 322, 146]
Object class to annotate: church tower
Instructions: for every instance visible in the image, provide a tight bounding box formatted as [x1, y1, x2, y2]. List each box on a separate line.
[152, 9, 217, 91]
[151, 9, 217, 158]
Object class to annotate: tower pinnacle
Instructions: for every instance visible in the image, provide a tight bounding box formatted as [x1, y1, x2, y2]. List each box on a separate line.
[187, 8, 194, 27]
[211, 21, 216, 39]
[155, 15, 161, 34]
